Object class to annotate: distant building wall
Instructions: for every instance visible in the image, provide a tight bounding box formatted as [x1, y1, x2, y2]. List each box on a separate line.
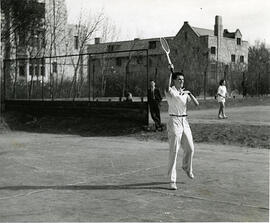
[86, 15, 249, 97]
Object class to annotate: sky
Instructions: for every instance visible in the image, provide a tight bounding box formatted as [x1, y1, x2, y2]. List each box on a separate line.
[65, 0, 270, 46]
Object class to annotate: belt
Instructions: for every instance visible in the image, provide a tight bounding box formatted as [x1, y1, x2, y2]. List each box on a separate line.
[169, 114, 187, 117]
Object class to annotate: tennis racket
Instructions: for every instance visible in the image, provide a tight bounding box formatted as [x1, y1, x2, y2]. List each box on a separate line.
[160, 37, 174, 72]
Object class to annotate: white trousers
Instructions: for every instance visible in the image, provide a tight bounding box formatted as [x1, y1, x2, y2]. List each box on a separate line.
[167, 116, 194, 183]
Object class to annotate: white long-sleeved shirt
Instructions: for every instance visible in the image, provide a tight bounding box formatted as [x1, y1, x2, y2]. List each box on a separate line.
[165, 86, 191, 116]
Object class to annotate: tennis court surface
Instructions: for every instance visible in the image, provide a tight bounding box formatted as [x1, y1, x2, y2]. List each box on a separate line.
[0, 132, 268, 222]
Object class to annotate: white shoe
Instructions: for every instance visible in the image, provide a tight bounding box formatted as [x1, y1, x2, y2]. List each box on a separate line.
[182, 167, 194, 179]
[169, 182, 177, 190]
[187, 171, 194, 179]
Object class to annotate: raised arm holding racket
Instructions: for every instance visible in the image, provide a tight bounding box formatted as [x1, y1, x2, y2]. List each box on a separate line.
[160, 37, 199, 106]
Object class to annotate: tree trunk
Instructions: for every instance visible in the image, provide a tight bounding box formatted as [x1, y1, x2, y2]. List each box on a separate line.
[13, 34, 18, 99]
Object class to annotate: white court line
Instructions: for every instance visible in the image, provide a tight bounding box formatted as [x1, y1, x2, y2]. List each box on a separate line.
[0, 165, 166, 200]
[2, 164, 267, 212]
[148, 189, 269, 211]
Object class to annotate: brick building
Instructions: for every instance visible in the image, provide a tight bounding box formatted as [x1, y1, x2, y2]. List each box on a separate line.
[87, 15, 249, 97]
[172, 15, 249, 95]
[87, 37, 171, 98]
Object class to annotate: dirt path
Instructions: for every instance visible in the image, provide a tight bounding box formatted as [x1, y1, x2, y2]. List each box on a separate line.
[0, 132, 268, 222]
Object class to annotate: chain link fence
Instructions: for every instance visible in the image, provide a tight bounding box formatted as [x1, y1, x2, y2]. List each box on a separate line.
[3, 49, 149, 101]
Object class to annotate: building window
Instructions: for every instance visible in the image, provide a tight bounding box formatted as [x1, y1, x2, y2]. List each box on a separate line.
[184, 32, 188, 41]
[136, 55, 143, 64]
[107, 45, 114, 52]
[148, 41, 156, 49]
[31, 34, 39, 48]
[107, 44, 120, 52]
[210, 63, 216, 79]
[35, 65, 40, 76]
[40, 58, 45, 76]
[240, 55, 244, 63]
[210, 63, 216, 73]
[231, 54, 236, 62]
[41, 66, 45, 76]
[237, 38, 241, 45]
[19, 65, 26, 77]
[192, 47, 199, 56]
[116, 58, 122, 66]
[210, 47, 216, 54]
[74, 35, 79, 50]
[52, 62, 57, 73]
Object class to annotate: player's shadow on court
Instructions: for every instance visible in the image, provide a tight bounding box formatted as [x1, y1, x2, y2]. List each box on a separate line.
[0, 182, 182, 191]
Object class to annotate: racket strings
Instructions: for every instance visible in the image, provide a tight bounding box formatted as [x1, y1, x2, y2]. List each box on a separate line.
[160, 38, 170, 53]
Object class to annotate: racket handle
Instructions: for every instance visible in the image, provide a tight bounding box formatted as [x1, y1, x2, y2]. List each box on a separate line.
[166, 54, 172, 66]
[166, 54, 174, 73]
[169, 64, 174, 73]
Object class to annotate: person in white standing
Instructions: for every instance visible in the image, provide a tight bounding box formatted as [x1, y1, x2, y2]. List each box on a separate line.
[165, 65, 199, 190]
[217, 79, 228, 119]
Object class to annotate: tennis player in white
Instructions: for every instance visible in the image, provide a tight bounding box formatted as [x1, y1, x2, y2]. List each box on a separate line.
[165, 65, 199, 190]
[217, 79, 228, 119]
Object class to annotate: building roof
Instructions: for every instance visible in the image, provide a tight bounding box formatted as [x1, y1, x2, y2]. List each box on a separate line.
[87, 17, 246, 57]
[87, 36, 174, 58]
[191, 27, 214, 37]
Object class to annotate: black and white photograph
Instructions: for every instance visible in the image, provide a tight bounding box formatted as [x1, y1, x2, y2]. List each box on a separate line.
[0, 0, 269, 222]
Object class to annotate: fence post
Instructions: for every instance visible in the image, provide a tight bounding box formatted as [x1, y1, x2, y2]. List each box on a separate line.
[146, 49, 149, 125]
[204, 71, 207, 100]
[0, 7, 2, 116]
[0, 58, 1, 113]
[88, 54, 91, 101]
[93, 63, 95, 101]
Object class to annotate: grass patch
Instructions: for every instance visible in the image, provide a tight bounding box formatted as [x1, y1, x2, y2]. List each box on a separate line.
[2, 112, 140, 137]
[129, 123, 270, 149]
[160, 96, 270, 112]
[1, 96, 269, 149]
[2, 112, 269, 149]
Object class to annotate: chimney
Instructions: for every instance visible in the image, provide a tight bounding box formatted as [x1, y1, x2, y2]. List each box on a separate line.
[214, 15, 223, 37]
[95, 37, 101, 44]
[184, 21, 188, 25]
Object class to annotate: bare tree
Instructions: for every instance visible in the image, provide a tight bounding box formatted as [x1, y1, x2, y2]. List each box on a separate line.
[98, 17, 120, 97]
[67, 11, 105, 99]
[41, 0, 68, 99]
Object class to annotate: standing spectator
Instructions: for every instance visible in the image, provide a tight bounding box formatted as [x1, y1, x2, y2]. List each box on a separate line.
[147, 80, 162, 131]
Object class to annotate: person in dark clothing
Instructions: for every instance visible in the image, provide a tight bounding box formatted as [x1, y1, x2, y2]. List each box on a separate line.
[147, 80, 163, 131]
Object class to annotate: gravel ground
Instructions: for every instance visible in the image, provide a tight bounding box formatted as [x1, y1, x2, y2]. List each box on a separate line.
[0, 133, 268, 222]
